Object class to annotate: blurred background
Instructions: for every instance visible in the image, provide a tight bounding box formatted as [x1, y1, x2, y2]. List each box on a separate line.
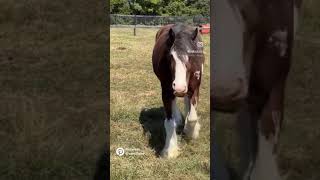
[0, 0, 107, 179]
[215, 1, 320, 179]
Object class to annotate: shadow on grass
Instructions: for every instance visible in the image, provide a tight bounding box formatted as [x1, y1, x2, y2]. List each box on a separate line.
[139, 107, 185, 156]
[139, 107, 166, 156]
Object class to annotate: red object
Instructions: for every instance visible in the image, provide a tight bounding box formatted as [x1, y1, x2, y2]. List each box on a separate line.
[199, 24, 210, 34]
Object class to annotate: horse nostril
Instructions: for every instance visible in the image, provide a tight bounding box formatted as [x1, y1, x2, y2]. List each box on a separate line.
[172, 83, 187, 93]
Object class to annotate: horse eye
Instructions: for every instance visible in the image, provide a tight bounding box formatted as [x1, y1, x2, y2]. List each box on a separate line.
[186, 62, 191, 69]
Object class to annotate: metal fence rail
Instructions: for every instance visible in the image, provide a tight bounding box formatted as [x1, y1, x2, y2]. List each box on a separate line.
[110, 14, 210, 27]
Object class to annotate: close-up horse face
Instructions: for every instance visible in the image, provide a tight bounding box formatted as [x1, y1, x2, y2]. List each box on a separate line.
[212, 0, 294, 112]
[212, 0, 249, 111]
[168, 27, 204, 97]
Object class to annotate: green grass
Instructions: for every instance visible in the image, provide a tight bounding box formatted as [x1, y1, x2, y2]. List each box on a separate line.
[110, 28, 210, 179]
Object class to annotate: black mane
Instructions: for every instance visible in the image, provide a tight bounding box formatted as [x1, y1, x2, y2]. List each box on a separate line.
[170, 24, 203, 56]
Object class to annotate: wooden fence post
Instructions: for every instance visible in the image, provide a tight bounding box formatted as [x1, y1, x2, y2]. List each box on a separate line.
[134, 14, 137, 36]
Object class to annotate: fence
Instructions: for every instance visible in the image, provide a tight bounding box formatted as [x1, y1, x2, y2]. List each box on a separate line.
[109, 14, 320, 45]
[110, 14, 210, 28]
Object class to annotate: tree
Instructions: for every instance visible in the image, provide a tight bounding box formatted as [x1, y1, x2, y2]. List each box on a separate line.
[110, 0, 209, 17]
[110, 0, 132, 14]
[187, 0, 210, 16]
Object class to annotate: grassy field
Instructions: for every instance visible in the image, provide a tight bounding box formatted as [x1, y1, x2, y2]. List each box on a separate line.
[0, 1, 106, 179]
[215, 1, 320, 180]
[110, 28, 210, 179]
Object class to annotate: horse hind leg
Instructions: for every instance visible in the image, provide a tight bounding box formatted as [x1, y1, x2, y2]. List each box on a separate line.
[183, 95, 201, 140]
[172, 98, 183, 127]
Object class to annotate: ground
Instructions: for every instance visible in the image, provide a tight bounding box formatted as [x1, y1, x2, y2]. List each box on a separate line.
[110, 28, 210, 179]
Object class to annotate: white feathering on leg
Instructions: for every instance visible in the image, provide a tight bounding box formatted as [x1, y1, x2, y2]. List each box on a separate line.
[184, 102, 200, 139]
[161, 118, 180, 158]
[249, 129, 281, 180]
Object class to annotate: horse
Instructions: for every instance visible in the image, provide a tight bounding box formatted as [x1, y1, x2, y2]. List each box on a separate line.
[211, 0, 302, 179]
[152, 24, 205, 158]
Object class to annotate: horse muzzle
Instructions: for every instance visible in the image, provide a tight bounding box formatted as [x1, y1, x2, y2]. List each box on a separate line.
[173, 89, 188, 97]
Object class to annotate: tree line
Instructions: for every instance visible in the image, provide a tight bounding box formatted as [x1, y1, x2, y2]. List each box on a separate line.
[110, 0, 210, 17]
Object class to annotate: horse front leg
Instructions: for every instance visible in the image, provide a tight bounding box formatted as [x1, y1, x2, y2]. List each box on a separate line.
[237, 102, 259, 180]
[161, 88, 180, 158]
[183, 88, 201, 140]
[246, 83, 285, 180]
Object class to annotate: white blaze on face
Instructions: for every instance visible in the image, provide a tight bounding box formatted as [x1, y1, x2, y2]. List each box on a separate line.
[171, 49, 188, 91]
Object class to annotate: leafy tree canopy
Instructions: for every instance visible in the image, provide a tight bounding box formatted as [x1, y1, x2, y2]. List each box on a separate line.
[110, 0, 209, 17]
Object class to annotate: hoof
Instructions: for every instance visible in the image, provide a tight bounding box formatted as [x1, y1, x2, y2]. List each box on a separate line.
[161, 147, 180, 159]
[184, 121, 201, 140]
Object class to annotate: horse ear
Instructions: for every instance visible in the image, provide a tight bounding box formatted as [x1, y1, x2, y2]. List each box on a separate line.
[169, 28, 175, 41]
[192, 28, 198, 40]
